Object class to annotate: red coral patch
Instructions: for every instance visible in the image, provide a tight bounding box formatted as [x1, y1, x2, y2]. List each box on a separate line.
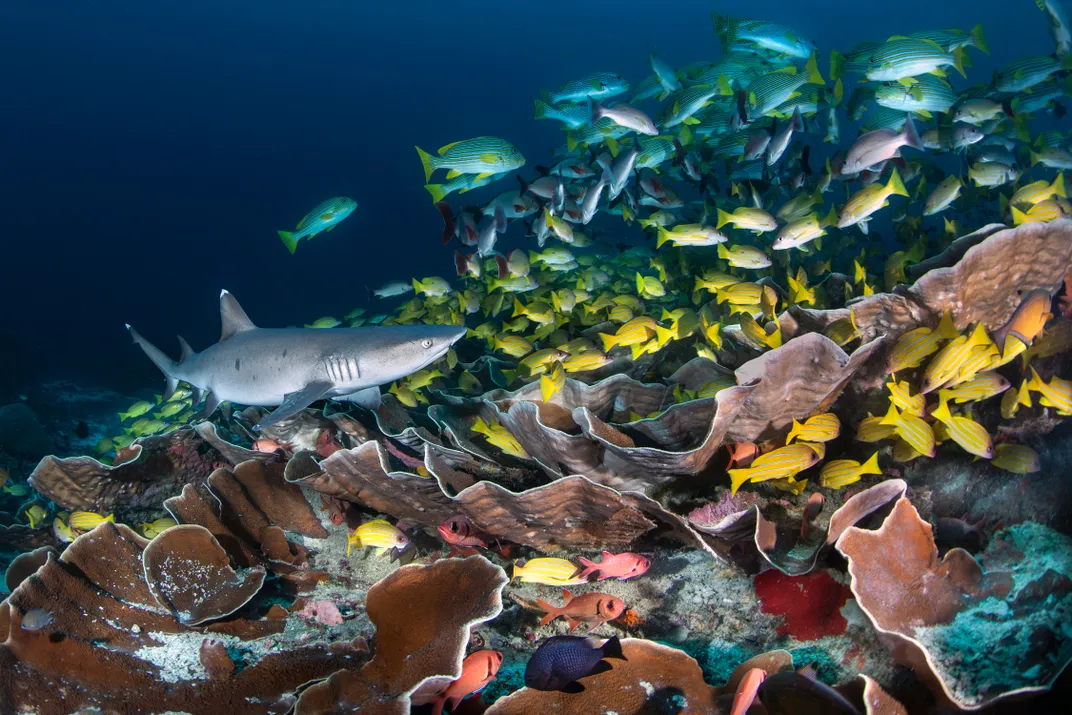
[753, 569, 851, 641]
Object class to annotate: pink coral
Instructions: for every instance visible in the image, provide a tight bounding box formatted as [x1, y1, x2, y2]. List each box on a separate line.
[299, 600, 343, 626]
[753, 569, 850, 641]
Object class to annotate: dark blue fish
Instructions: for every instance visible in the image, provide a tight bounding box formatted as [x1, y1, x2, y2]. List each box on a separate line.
[524, 634, 626, 693]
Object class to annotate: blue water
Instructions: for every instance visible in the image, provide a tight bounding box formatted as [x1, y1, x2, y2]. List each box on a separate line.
[0, 0, 1047, 396]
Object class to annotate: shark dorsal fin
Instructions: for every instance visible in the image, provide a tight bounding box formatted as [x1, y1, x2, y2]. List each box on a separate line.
[220, 290, 257, 341]
[177, 335, 194, 364]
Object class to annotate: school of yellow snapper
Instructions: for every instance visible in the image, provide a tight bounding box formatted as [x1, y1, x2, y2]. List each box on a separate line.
[85, 6, 1072, 521]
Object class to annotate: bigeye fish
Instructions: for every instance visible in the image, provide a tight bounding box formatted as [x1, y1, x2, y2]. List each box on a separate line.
[277, 197, 357, 255]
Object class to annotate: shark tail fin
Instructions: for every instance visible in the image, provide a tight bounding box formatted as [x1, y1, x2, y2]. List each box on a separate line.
[127, 324, 179, 399]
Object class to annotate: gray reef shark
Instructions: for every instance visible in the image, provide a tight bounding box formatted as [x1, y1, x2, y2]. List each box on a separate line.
[126, 290, 465, 429]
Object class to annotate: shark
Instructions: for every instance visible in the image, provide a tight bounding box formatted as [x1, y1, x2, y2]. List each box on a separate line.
[126, 290, 465, 430]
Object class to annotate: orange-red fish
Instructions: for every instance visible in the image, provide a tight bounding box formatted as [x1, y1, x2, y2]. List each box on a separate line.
[576, 551, 651, 581]
[731, 667, 767, 715]
[438, 515, 489, 549]
[992, 289, 1052, 352]
[429, 649, 503, 715]
[727, 441, 759, 469]
[801, 492, 825, 539]
[536, 589, 626, 631]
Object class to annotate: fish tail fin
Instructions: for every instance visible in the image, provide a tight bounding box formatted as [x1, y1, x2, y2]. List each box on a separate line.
[805, 51, 825, 85]
[971, 23, 989, 54]
[535, 600, 559, 626]
[887, 168, 909, 198]
[412, 278, 424, 294]
[425, 183, 447, 204]
[601, 634, 627, 661]
[126, 324, 179, 399]
[952, 47, 967, 78]
[932, 393, 953, 424]
[829, 50, 844, 82]
[860, 451, 881, 476]
[118, 411, 129, 421]
[1054, 173, 1067, 198]
[786, 419, 803, 443]
[1030, 150, 1042, 167]
[935, 311, 959, 340]
[277, 231, 299, 254]
[716, 243, 730, 261]
[728, 468, 751, 495]
[510, 560, 524, 583]
[1011, 206, 1028, 226]
[567, 132, 578, 153]
[655, 225, 671, 249]
[104, 514, 115, 523]
[716, 208, 733, 229]
[902, 114, 923, 151]
[575, 557, 597, 581]
[415, 145, 435, 182]
[533, 98, 553, 120]
[598, 333, 617, 352]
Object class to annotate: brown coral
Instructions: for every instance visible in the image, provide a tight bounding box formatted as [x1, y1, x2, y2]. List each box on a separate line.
[0, 521, 363, 714]
[288, 441, 716, 556]
[294, 555, 507, 715]
[142, 524, 266, 626]
[28, 428, 216, 511]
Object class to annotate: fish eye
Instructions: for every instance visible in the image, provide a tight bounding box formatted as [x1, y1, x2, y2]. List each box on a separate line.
[421, 338, 434, 349]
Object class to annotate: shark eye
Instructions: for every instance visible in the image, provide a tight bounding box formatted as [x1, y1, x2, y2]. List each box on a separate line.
[421, 338, 434, 349]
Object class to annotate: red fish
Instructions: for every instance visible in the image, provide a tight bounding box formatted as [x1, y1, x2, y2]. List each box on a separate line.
[318, 496, 346, 527]
[431, 649, 503, 715]
[727, 441, 759, 469]
[251, 438, 286, 454]
[731, 667, 766, 715]
[535, 589, 626, 631]
[576, 551, 651, 581]
[438, 515, 489, 549]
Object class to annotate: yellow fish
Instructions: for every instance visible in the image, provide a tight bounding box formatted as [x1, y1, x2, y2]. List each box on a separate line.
[1025, 367, 1072, 415]
[880, 405, 935, 458]
[540, 362, 565, 402]
[599, 317, 658, 351]
[991, 443, 1041, 474]
[139, 518, 178, 539]
[69, 511, 115, 532]
[886, 380, 925, 416]
[511, 557, 584, 586]
[715, 282, 763, 306]
[932, 394, 994, 459]
[887, 312, 959, 373]
[716, 206, 778, 234]
[347, 519, 408, 556]
[52, 516, 75, 543]
[820, 452, 882, 489]
[389, 383, 420, 408]
[855, 414, 897, 443]
[24, 504, 48, 529]
[562, 351, 613, 373]
[920, 323, 991, 394]
[824, 314, 860, 347]
[1000, 379, 1033, 419]
[941, 371, 1010, 403]
[493, 335, 534, 358]
[738, 313, 782, 349]
[729, 443, 824, 494]
[786, 413, 841, 443]
[471, 417, 529, 458]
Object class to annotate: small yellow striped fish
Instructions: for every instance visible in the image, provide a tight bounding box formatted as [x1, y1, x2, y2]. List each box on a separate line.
[920, 323, 991, 394]
[562, 351, 613, 373]
[880, 405, 936, 458]
[820, 452, 882, 489]
[716, 206, 778, 234]
[471, 417, 529, 458]
[824, 314, 860, 347]
[1025, 367, 1072, 415]
[715, 282, 763, 306]
[886, 380, 925, 416]
[855, 414, 897, 442]
[947, 343, 1000, 386]
[540, 362, 565, 402]
[887, 312, 959, 373]
[139, 517, 178, 539]
[1009, 173, 1065, 208]
[717, 243, 773, 269]
[1000, 379, 1033, 419]
[347, 520, 408, 556]
[932, 395, 994, 459]
[69, 511, 115, 532]
[599, 316, 659, 351]
[698, 376, 737, 398]
[1011, 199, 1071, 225]
[739, 313, 783, 349]
[730, 443, 823, 494]
[511, 557, 584, 586]
[942, 371, 1010, 403]
[991, 443, 1041, 474]
[493, 336, 534, 358]
[767, 476, 809, 495]
[786, 413, 841, 443]
[52, 517, 75, 543]
[892, 438, 926, 462]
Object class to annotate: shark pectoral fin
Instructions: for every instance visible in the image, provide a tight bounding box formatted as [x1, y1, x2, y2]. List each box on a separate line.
[341, 386, 382, 410]
[254, 381, 334, 430]
[198, 391, 221, 419]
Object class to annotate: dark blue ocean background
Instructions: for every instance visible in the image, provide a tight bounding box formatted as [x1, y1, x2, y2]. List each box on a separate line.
[0, 0, 1047, 398]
